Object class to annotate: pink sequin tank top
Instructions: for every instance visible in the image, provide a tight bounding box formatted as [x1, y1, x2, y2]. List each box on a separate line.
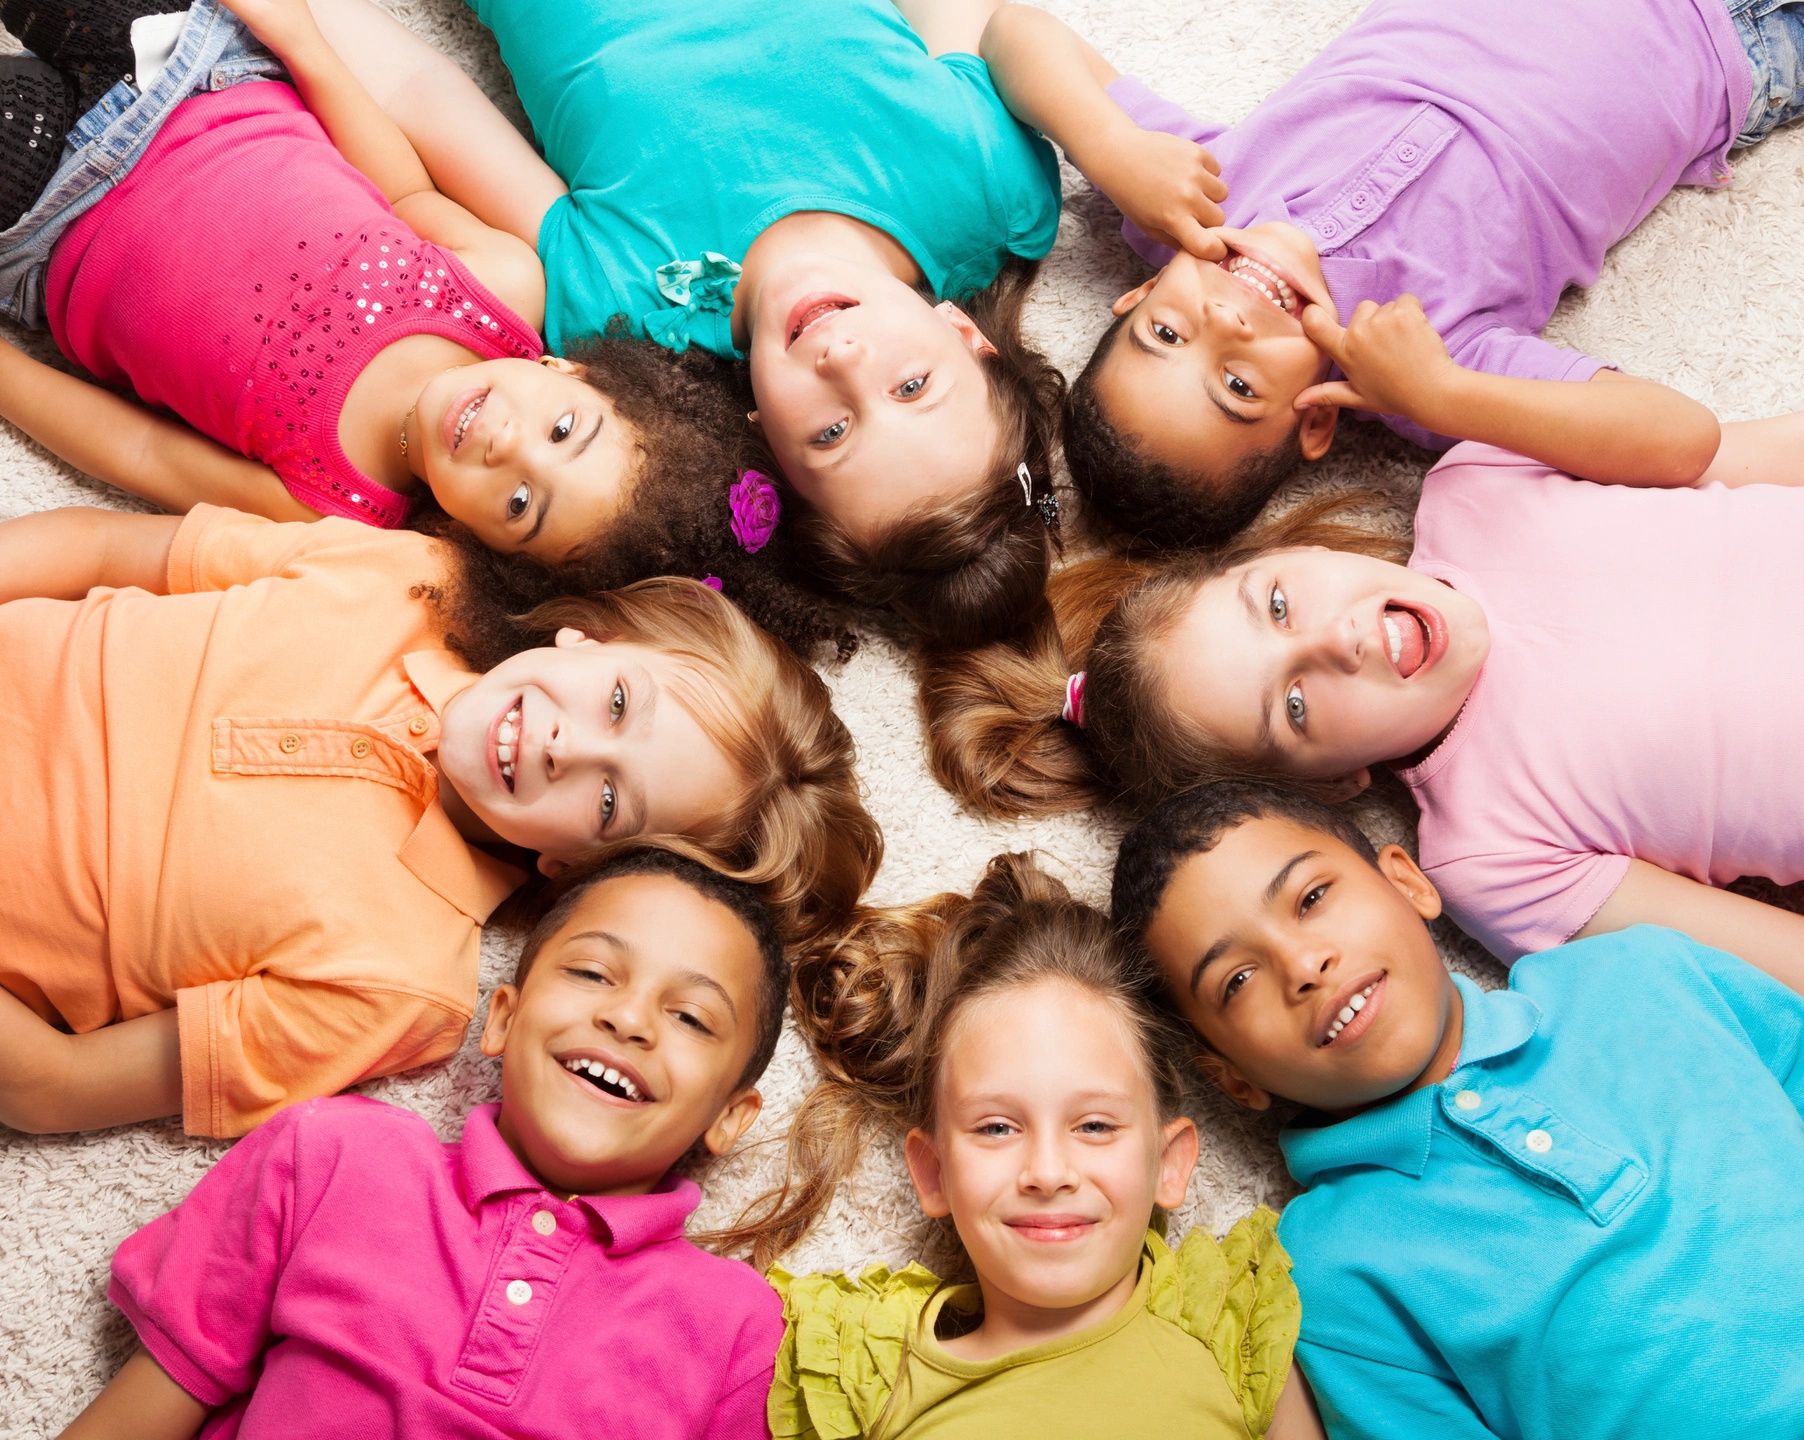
[46, 82, 542, 527]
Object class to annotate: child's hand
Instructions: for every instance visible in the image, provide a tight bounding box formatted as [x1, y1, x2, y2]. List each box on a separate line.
[216, 0, 324, 60]
[1294, 296, 1463, 421]
[1092, 127, 1229, 258]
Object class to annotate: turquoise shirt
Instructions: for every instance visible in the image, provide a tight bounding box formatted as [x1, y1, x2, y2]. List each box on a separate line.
[467, 0, 1062, 357]
[1279, 927, 1804, 1439]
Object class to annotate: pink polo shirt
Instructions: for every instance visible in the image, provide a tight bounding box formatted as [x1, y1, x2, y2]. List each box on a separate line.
[110, 1097, 783, 1438]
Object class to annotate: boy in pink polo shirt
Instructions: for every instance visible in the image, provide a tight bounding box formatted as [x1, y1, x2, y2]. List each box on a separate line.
[58, 849, 788, 1440]
[980, 0, 1797, 544]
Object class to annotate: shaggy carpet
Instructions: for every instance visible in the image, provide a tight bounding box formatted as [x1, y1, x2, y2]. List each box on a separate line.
[5, 0, 1803, 1428]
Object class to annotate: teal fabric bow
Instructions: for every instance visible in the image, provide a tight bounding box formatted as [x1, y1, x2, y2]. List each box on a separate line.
[643, 252, 742, 352]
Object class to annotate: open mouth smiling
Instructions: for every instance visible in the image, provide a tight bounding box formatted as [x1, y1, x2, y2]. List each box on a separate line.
[1220, 253, 1298, 315]
[1379, 601, 1445, 679]
[445, 390, 488, 453]
[561, 1054, 650, 1104]
[494, 698, 521, 791]
[785, 294, 858, 349]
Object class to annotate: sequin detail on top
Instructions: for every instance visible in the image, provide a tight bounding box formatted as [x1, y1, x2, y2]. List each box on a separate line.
[244, 224, 540, 527]
[43, 83, 543, 530]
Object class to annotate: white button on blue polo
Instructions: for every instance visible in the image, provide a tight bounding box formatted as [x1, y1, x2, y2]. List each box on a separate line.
[1454, 1089, 1482, 1111]
[1525, 1129, 1553, 1154]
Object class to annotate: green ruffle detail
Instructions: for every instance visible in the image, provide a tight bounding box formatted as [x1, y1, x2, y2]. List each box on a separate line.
[767, 1262, 942, 1440]
[1145, 1209, 1300, 1437]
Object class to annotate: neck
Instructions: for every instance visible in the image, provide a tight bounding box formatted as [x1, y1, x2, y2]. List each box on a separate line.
[946, 1259, 1141, 1363]
[730, 212, 921, 348]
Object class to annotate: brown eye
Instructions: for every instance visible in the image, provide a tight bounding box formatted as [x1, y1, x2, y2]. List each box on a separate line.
[507, 483, 531, 519]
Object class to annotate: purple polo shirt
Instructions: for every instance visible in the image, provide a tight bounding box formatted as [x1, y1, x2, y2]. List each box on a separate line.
[1110, 0, 1755, 448]
[110, 1097, 782, 1438]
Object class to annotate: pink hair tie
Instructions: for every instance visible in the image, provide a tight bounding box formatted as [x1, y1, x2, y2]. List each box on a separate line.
[1061, 671, 1088, 728]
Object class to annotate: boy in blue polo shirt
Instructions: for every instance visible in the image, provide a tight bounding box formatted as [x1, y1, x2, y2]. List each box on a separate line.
[1111, 781, 1804, 1439]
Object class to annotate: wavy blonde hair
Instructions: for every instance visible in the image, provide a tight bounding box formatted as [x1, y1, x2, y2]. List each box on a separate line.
[917, 490, 1409, 817]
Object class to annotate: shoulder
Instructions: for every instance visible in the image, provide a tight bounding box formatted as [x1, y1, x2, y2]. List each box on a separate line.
[277, 1094, 441, 1160]
[767, 1261, 943, 1440]
[1146, 1214, 1300, 1436]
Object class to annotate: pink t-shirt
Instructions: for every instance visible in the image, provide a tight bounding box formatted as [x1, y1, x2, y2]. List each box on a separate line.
[110, 1097, 782, 1437]
[1397, 445, 1804, 962]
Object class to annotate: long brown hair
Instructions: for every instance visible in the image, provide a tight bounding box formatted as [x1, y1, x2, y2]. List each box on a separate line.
[751, 260, 1067, 649]
[715, 853, 1190, 1268]
[917, 490, 1408, 817]
[424, 574, 882, 968]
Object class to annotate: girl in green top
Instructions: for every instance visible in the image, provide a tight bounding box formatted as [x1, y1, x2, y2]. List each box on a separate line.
[750, 853, 1318, 1439]
[303, 0, 1222, 648]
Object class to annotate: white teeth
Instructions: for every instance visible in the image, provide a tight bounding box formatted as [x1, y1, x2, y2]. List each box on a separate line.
[561, 1056, 643, 1102]
[498, 721, 517, 745]
[496, 744, 513, 764]
[500, 763, 514, 780]
[452, 393, 485, 449]
[1384, 615, 1403, 664]
[1322, 982, 1379, 1046]
[1225, 256, 1295, 313]
[1337, 1003, 1356, 1024]
[1349, 993, 1367, 1013]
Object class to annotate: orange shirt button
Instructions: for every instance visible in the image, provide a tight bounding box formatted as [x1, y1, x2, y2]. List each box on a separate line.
[278, 734, 301, 754]
[407, 716, 430, 736]
[350, 737, 373, 759]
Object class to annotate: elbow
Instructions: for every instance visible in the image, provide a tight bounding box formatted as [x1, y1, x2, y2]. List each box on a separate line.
[979, 2, 1030, 63]
[1676, 410, 1724, 488]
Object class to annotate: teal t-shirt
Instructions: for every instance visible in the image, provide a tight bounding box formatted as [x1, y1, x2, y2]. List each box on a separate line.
[468, 0, 1063, 356]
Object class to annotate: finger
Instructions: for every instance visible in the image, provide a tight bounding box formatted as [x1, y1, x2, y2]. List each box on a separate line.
[1294, 381, 1367, 412]
[1199, 168, 1229, 204]
[1350, 298, 1381, 326]
[1192, 144, 1223, 176]
[1172, 216, 1224, 260]
[1299, 303, 1347, 357]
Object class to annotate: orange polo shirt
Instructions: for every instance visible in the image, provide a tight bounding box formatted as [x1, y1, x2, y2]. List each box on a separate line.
[0, 506, 522, 1137]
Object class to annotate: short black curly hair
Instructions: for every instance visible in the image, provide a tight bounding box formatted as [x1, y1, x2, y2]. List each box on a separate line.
[516, 847, 789, 1090]
[415, 321, 854, 661]
[1110, 781, 1379, 947]
[1064, 313, 1304, 551]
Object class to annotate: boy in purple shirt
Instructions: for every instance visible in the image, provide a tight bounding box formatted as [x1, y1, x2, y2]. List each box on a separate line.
[981, 0, 1796, 544]
[58, 849, 789, 1440]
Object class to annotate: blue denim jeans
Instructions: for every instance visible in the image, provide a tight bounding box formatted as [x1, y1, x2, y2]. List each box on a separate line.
[1731, 0, 1804, 143]
[0, 0, 280, 327]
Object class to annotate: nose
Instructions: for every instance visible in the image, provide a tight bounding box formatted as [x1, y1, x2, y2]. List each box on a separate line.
[1278, 936, 1337, 999]
[543, 714, 611, 778]
[1301, 610, 1363, 674]
[483, 412, 521, 466]
[814, 333, 867, 377]
[1017, 1129, 1079, 1196]
[595, 982, 654, 1046]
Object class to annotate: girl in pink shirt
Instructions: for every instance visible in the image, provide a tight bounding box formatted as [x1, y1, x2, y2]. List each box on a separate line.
[919, 413, 1804, 991]
[0, 0, 833, 653]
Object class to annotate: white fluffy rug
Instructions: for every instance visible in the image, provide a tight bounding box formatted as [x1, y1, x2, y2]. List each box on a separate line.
[6, 0, 1804, 1428]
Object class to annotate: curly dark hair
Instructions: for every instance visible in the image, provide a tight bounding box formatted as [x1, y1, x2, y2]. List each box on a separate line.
[748, 260, 1066, 649]
[412, 322, 854, 660]
[1064, 312, 1304, 551]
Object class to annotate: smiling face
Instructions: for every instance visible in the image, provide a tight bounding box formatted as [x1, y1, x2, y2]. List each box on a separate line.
[409, 357, 640, 562]
[480, 871, 765, 1195]
[745, 254, 1001, 545]
[1094, 225, 1338, 487]
[437, 628, 744, 869]
[1159, 547, 1489, 793]
[1140, 815, 1462, 1115]
[904, 978, 1197, 1349]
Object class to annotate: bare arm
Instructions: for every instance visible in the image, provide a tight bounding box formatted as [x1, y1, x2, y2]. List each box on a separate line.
[0, 993, 183, 1133]
[1577, 859, 1804, 998]
[0, 338, 317, 521]
[1697, 410, 1804, 487]
[0, 508, 182, 602]
[58, 1349, 208, 1440]
[893, 0, 1002, 55]
[979, 3, 1227, 254]
[1266, 1369, 1328, 1440]
[303, 0, 565, 252]
[1297, 300, 1722, 488]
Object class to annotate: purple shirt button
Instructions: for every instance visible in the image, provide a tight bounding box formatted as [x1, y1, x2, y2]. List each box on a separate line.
[1397, 142, 1419, 163]
[1351, 191, 1371, 209]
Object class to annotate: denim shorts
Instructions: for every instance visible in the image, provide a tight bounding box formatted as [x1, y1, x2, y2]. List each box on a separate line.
[0, 0, 280, 327]
[1730, 0, 1804, 144]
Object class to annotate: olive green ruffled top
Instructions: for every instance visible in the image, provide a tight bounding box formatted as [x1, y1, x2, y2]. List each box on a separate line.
[768, 1209, 1299, 1440]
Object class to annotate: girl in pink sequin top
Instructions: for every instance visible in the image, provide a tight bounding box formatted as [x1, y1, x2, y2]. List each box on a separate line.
[0, 0, 786, 608]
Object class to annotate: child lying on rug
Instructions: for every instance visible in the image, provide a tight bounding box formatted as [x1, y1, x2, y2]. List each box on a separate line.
[980, 0, 1801, 544]
[765, 852, 1318, 1439]
[57, 850, 787, 1440]
[1113, 782, 1804, 1439]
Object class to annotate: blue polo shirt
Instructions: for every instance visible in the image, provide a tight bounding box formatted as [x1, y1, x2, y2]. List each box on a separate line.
[1278, 926, 1804, 1440]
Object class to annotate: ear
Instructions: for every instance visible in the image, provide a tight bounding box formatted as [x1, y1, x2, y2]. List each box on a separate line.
[1153, 1115, 1200, 1209]
[536, 853, 570, 879]
[700, 1086, 764, 1157]
[553, 625, 599, 649]
[933, 301, 997, 359]
[479, 983, 521, 1058]
[1110, 277, 1158, 317]
[539, 355, 582, 376]
[1197, 1049, 1274, 1112]
[745, 409, 761, 430]
[1297, 399, 1339, 461]
[903, 1125, 953, 1219]
[1376, 843, 1444, 921]
[1320, 766, 1372, 801]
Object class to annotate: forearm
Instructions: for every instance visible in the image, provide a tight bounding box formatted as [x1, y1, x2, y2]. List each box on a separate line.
[980, 4, 1125, 180]
[59, 1349, 208, 1440]
[1422, 369, 1720, 488]
[0, 509, 181, 601]
[1697, 410, 1804, 487]
[0, 995, 183, 1133]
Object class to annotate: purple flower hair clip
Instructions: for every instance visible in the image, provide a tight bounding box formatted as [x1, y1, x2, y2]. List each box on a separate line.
[729, 469, 781, 554]
[701, 575, 724, 592]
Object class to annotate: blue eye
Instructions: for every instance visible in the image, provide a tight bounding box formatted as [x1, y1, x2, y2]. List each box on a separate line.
[895, 374, 928, 399]
[1269, 584, 1289, 624]
[598, 780, 616, 830]
[813, 419, 848, 446]
[1285, 684, 1306, 729]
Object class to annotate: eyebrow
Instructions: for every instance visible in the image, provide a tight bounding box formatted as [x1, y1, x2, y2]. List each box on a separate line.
[1127, 327, 1168, 362]
[1185, 849, 1321, 995]
[621, 664, 658, 837]
[1235, 573, 1277, 754]
[1207, 387, 1260, 426]
[675, 968, 739, 1021]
